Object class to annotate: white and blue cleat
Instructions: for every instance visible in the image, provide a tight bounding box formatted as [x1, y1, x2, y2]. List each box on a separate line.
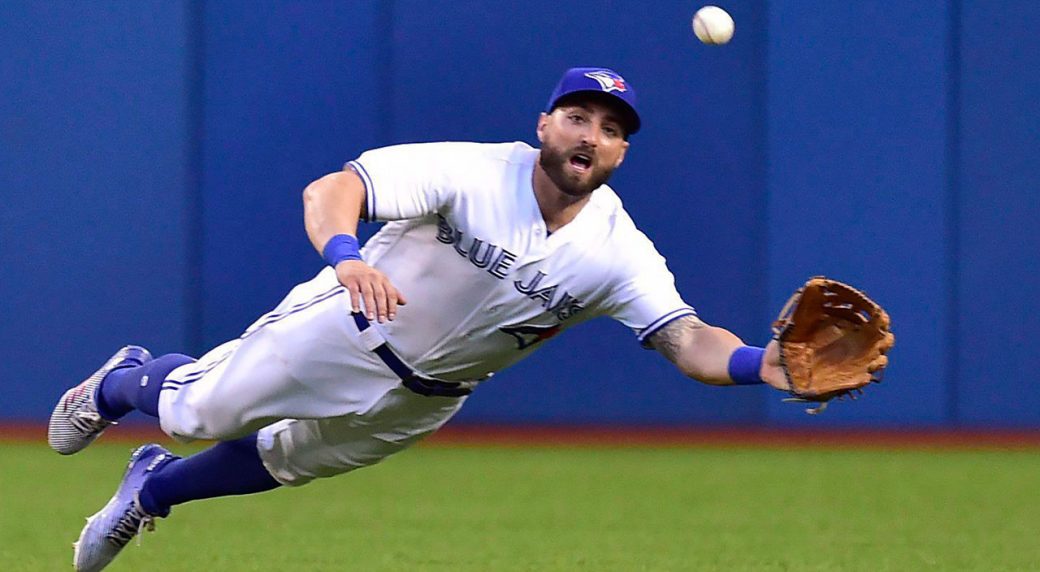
[48, 345, 153, 455]
[73, 443, 179, 572]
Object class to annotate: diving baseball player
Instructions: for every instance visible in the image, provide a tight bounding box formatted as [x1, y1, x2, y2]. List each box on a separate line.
[48, 67, 791, 571]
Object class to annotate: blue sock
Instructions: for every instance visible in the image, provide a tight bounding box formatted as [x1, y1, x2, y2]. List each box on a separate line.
[138, 433, 281, 516]
[95, 354, 196, 420]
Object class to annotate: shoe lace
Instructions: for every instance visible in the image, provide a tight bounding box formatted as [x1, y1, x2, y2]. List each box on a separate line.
[106, 501, 156, 548]
[70, 407, 116, 434]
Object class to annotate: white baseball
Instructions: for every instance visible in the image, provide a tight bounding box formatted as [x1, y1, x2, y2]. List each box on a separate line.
[692, 6, 735, 45]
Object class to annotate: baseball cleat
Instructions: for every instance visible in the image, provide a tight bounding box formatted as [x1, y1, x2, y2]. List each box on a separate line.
[73, 443, 179, 572]
[48, 345, 153, 455]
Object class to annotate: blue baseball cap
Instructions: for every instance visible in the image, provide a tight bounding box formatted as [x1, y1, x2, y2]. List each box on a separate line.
[545, 67, 641, 135]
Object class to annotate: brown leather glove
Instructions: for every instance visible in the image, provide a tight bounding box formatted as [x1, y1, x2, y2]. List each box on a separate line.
[773, 277, 895, 413]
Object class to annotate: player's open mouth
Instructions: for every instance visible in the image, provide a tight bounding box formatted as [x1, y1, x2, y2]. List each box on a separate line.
[569, 153, 592, 173]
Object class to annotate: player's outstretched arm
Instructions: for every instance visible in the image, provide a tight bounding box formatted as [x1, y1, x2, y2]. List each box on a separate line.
[302, 169, 407, 322]
[648, 316, 789, 390]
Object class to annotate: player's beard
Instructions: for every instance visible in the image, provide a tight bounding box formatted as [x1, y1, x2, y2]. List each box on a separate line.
[538, 142, 615, 198]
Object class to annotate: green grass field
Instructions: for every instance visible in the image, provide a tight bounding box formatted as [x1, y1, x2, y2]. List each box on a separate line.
[2, 441, 1039, 571]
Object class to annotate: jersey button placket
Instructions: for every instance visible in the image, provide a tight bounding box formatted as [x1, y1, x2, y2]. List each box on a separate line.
[528, 224, 548, 254]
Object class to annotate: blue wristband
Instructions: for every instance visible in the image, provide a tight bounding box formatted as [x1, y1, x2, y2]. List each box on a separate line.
[727, 346, 766, 385]
[322, 234, 362, 267]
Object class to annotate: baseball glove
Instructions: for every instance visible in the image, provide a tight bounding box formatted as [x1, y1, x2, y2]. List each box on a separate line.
[773, 277, 894, 414]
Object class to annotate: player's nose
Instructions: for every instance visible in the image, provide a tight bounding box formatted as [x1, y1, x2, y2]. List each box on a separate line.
[579, 126, 600, 148]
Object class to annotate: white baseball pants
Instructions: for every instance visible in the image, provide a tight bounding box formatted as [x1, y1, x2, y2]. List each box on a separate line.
[158, 269, 466, 486]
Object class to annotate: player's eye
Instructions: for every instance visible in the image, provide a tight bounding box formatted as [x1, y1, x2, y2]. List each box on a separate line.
[568, 114, 585, 124]
[603, 125, 619, 138]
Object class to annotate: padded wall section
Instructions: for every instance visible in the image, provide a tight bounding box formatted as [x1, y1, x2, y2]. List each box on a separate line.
[0, 1, 190, 418]
[766, 2, 951, 425]
[198, 1, 385, 348]
[956, 2, 1040, 426]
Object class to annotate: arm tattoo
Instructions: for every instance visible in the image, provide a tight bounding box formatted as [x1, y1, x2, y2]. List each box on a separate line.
[649, 315, 707, 364]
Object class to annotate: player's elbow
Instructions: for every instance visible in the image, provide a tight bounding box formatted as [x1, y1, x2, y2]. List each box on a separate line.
[302, 172, 338, 206]
[302, 170, 364, 207]
[302, 177, 324, 210]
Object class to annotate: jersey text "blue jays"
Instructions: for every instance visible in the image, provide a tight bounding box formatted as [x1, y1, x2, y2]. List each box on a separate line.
[435, 215, 584, 321]
[436, 215, 518, 279]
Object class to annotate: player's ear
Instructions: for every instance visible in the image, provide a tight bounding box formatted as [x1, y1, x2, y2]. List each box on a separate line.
[536, 112, 549, 143]
[614, 140, 630, 168]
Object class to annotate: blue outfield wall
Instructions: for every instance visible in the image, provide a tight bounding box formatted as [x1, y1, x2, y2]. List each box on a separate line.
[2, 1, 1038, 427]
[765, 2, 952, 426]
[197, 0, 386, 347]
[0, 1, 191, 421]
[956, 1, 1040, 426]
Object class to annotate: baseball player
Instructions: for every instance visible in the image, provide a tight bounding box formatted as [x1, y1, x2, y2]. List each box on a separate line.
[49, 67, 791, 571]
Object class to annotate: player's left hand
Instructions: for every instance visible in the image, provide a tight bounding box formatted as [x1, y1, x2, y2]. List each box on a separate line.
[759, 340, 791, 392]
[334, 259, 408, 323]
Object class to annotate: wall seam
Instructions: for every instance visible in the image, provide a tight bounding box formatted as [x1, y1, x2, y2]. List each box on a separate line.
[758, 0, 772, 426]
[185, 0, 206, 355]
[377, 0, 395, 145]
[945, 0, 962, 427]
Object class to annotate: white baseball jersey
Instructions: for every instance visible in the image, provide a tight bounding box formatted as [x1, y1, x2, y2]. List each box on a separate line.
[347, 141, 697, 381]
[159, 140, 699, 486]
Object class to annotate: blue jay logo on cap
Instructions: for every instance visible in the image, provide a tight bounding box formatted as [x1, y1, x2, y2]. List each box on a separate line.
[584, 70, 629, 93]
[546, 67, 641, 134]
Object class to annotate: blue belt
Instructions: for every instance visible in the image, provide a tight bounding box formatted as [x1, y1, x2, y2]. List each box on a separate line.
[351, 313, 472, 398]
